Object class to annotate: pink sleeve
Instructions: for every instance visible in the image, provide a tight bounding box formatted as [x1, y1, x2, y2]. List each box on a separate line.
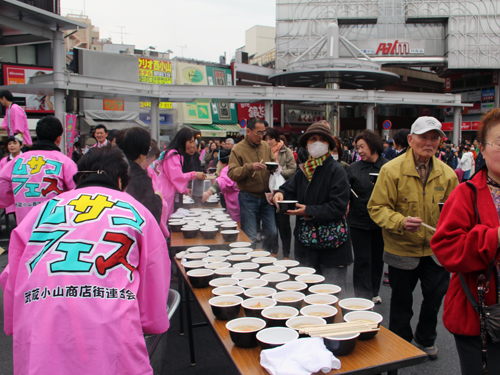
[162, 153, 195, 194]
[137, 229, 171, 334]
[0, 161, 14, 209]
[0, 116, 6, 132]
[13, 106, 32, 146]
[62, 158, 78, 191]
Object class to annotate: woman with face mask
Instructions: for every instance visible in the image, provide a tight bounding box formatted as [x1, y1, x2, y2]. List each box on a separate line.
[273, 123, 352, 293]
[347, 130, 388, 305]
[331, 136, 349, 171]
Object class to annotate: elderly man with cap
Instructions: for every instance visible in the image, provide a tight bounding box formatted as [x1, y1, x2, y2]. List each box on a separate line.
[273, 122, 352, 293]
[367, 116, 458, 360]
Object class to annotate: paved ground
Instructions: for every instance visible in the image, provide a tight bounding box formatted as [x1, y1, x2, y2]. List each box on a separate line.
[0, 215, 460, 375]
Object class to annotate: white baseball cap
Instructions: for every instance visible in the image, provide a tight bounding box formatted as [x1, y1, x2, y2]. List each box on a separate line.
[410, 116, 446, 138]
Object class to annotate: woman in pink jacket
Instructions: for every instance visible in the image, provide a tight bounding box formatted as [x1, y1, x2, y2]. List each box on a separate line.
[158, 128, 206, 217]
[2, 147, 171, 375]
[216, 149, 240, 222]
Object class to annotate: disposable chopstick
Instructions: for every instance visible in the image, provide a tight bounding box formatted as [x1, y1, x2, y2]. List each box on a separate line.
[299, 322, 378, 335]
[315, 328, 380, 338]
[301, 322, 374, 331]
[252, 159, 264, 178]
[420, 222, 436, 232]
[351, 188, 359, 198]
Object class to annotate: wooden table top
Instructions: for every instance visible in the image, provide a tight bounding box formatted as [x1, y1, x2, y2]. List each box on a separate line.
[175, 259, 428, 375]
[170, 226, 252, 251]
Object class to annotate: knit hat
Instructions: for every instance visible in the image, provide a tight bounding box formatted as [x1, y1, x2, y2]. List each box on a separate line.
[298, 122, 336, 150]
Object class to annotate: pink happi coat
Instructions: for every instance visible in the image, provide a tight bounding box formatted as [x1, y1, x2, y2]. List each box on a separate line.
[147, 165, 170, 238]
[0, 150, 77, 224]
[0, 155, 18, 214]
[217, 165, 240, 222]
[1, 184, 171, 375]
[158, 150, 196, 217]
[1, 104, 32, 146]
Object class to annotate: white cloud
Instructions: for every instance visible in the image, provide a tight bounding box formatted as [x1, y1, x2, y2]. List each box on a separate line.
[61, 0, 276, 62]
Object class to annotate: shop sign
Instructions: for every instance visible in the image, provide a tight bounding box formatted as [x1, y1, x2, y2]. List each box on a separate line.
[176, 62, 208, 85]
[468, 91, 482, 102]
[482, 103, 495, 113]
[138, 58, 172, 85]
[2, 64, 54, 113]
[103, 99, 124, 111]
[139, 113, 173, 125]
[206, 67, 237, 124]
[471, 121, 480, 130]
[441, 122, 453, 131]
[237, 102, 280, 123]
[466, 103, 481, 115]
[287, 109, 325, 124]
[139, 102, 173, 109]
[358, 39, 424, 55]
[482, 89, 495, 101]
[461, 122, 472, 131]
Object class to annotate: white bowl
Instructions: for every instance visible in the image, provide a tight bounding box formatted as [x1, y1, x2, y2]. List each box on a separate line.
[187, 246, 211, 253]
[248, 251, 271, 258]
[207, 250, 231, 257]
[304, 293, 338, 306]
[252, 257, 277, 265]
[244, 287, 276, 299]
[202, 256, 227, 263]
[237, 279, 269, 289]
[212, 286, 245, 297]
[229, 242, 252, 248]
[288, 266, 316, 279]
[260, 265, 287, 274]
[296, 274, 325, 285]
[184, 253, 207, 261]
[273, 260, 300, 268]
[276, 281, 308, 292]
[232, 271, 261, 281]
[339, 298, 375, 312]
[234, 262, 260, 271]
[209, 277, 239, 288]
[256, 327, 299, 348]
[230, 247, 254, 254]
[308, 284, 342, 296]
[286, 316, 327, 331]
[214, 268, 240, 278]
[205, 262, 231, 270]
[300, 304, 338, 323]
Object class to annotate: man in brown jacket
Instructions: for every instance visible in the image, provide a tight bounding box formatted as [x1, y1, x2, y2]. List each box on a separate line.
[228, 118, 277, 251]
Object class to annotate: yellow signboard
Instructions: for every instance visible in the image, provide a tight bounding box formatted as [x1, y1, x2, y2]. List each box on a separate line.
[138, 58, 172, 85]
[139, 102, 173, 109]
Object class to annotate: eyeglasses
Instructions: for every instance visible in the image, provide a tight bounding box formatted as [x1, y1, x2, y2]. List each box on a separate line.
[250, 129, 266, 137]
[485, 140, 500, 151]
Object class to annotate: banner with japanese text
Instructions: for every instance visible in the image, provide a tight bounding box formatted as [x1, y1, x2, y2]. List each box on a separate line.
[138, 57, 172, 109]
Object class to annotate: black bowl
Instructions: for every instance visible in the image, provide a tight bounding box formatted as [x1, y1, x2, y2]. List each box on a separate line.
[257, 327, 298, 350]
[323, 333, 360, 356]
[186, 269, 214, 288]
[277, 201, 298, 212]
[226, 317, 266, 348]
[168, 221, 185, 232]
[182, 226, 199, 239]
[209, 296, 243, 320]
[265, 162, 279, 171]
[438, 202, 444, 212]
[261, 306, 299, 327]
[208, 167, 217, 173]
[242, 297, 277, 318]
[369, 173, 379, 184]
[221, 230, 239, 242]
[200, 227, 219, 239]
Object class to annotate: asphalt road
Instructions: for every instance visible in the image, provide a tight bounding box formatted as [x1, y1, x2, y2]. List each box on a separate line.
[0, 215, 460, 375]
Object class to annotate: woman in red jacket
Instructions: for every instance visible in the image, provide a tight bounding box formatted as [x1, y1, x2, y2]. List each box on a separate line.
[432, 108, 500, 374]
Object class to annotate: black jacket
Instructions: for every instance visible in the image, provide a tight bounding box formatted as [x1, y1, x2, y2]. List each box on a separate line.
[279, 156, 352, 266]
[126, 159, 162, 224]
[347, 156, 388, 230]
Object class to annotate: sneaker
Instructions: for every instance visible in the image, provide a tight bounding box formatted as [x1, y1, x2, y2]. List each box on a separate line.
[372, 296, 382, 304]
[383, 279, 390, 286]
[414, 336, 438, 360]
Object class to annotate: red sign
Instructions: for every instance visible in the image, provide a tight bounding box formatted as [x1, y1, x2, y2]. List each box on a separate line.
[441, 122, 453, 131]
[471, 121, 480, 130]
[375, 40, 409, 55]
[103, 99, 124, 111]
[237, 101, 280, 123]
[461, 122, 472, 131]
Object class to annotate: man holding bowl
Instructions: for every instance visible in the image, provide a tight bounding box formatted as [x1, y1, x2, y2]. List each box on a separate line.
[367, 117, 458, 359]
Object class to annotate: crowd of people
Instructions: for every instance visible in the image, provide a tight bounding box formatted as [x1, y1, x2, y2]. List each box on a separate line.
[0, 86, 499, 374]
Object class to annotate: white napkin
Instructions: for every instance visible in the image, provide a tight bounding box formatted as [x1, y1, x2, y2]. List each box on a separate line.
[260, 337, 341, 375]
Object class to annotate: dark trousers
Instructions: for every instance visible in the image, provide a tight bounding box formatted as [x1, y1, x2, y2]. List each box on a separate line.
[454, 334, 500, 375]
[350, 226, 385, 299]
[388, 256, 450, 347]
[273, 211, 292, 257]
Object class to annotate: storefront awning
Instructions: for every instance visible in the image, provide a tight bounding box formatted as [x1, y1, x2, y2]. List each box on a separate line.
[215, 124, 243, 135]
[187, 124, 226, 138]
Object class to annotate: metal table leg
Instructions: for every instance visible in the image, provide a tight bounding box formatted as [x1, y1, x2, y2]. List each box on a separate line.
[184, 279, 196, 366]
[177, 265, 184, 336]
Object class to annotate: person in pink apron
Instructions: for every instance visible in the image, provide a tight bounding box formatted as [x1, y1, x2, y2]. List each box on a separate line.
[1, 146, 171, 375]
[216, 149, 240, 222]
[0, 90, 32, 146]
[0, 116, 77, 224]
[157, 128, 206, 217]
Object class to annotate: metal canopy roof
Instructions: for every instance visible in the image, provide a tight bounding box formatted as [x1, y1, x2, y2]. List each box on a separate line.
[0, 72, 471, 107]
[0, 0, 87, 46]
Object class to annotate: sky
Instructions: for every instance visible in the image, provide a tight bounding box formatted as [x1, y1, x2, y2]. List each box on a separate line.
[61, 0, 276, 62]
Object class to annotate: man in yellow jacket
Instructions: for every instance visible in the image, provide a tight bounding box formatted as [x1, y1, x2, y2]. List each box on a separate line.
[367, 117, 458, 360]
